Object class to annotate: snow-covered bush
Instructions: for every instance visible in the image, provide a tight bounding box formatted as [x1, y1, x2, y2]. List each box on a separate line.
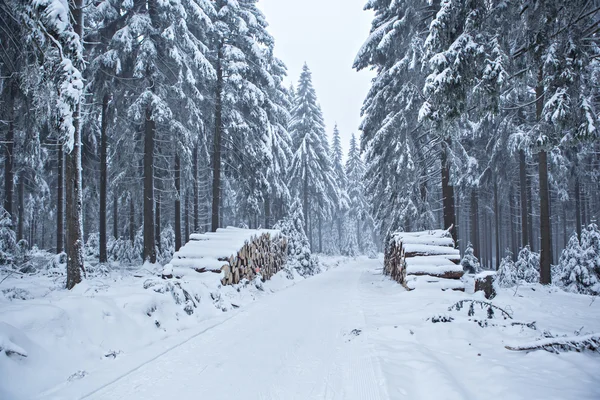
[461, 242, 481, 274]
[557, 227, 600, 295]
[514, 246, 540, 283]
[108, 229, 143, 265]
[157, 225, 176, 265]
[495, 254, 517, 287]
[495, 247, 540, 287]
[274, 201, 318, 277]
[0, 208, 17, 266]
[85, 232, 100, 259]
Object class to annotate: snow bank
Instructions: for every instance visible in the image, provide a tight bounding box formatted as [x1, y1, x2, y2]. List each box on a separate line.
[0, 259, 302, 399]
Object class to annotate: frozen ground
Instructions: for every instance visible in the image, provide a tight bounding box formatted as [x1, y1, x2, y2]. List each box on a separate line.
[2, 257, 600, 399]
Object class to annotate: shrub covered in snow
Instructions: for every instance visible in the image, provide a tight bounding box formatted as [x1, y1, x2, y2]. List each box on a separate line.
[85, 232, 100, 259]
[557, 226, 600, 295]
[157, 225, 176, 265]
[496, 247, 540, 287]
[461, 242, 481, 274]
[108, 229, 144, 264]
[274, 201, 319, 277]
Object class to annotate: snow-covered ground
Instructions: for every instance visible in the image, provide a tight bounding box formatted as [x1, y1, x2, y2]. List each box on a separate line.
[2, 256, 600, 399]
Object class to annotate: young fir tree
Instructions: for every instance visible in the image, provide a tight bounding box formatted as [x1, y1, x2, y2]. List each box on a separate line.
[273, 199, 318, 277]
[557, 232, 599, 295]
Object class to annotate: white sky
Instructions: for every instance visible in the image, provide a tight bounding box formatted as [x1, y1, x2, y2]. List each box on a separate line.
[258, 0, 375, 156]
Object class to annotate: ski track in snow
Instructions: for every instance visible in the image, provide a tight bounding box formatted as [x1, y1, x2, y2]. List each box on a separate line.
[73, 261, 390, 400]
[38, 258, 600, 400]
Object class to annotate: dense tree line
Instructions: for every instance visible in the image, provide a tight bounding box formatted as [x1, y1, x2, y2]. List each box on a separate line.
[356, 0, 600, 284]
[0, 0, 374, 288]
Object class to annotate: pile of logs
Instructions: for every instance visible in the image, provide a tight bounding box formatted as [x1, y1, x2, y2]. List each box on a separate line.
[384, 229, 464, 291]
[220, 232, 288, 285]
[384, 236, 406, 285]
[168, 227, 288, 286]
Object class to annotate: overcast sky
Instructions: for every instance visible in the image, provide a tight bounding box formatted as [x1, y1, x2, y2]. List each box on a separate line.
[258, 0, 375, 156]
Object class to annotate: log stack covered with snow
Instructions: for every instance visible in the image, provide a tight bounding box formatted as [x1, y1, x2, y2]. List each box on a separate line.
[166, 227, 287, 285]
[385, 229, 463, 290]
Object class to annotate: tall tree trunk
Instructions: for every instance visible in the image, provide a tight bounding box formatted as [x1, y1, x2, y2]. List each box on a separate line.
[129, 194, 135, 243]
[563, 205, 568, 248]
[66, 0, 85, 289]
[264, 192, 271, 229]
[581, 185, 588, 229]
[3, 81, 16, 222]
[113, 191, 118, 239]
[143, 107, 156, 263]
[441, 140, 457, 244]
[494, 175, 501, 270]
[193, 143, 199, 232]
[510, 187, 517, 261]
[519, 150, 529, 248]
[17, 173, 24, 242]
[527, 174, 534, 251]
[575, 174, 582, 239]
[303, 160, 309, 242]
[155, 193, 161, 253]
[537, 68, 551, 285]
[185, 188, 190, 241]
[175, 154, 182, 251]
[99, 93, 109, 263]
[318, 212, 322, 253]
[356, 217, 362, 253]
[57, 144, 64, 253]
[470, 188, 479, 259]
[211, 42, 224, 232]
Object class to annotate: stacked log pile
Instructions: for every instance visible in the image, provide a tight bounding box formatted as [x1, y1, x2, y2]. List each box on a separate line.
[168, 227, 287, 286]
[384, 229, 464, 291]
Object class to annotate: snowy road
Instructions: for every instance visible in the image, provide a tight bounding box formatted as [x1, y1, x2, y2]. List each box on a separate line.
[46, 257, 600, 400]
[81, 260, 390, 400]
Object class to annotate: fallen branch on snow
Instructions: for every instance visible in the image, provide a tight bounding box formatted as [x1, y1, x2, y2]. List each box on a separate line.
[506, 333, 600, 354]
[448, 299, 513, 319]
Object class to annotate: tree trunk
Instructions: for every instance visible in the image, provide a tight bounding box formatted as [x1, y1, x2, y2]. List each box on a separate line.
[303, 159, 309, 243]
[470, 188, 479, 259]
[211, 42, 224, 232]
[356, 217, 362, 253]
[264, 193, 271, 229]
[129, 194, 135, 243]
[563, 205, 568, 248]
[510, 187, 517, 260]
[66, 0, 85, 289]
[175, 154, 182, 251]
[17, 172, 25, 242]
[527, 174, 534, 251]
[3, 81, 16, 222]
[494, 175, 500, 270]
[441, 140, 457, 244]
[99, 93, 109, 263]
[318, 212, 323, 253]
[193, 143, 199, 232]
[575, 174, 582, 239]
[519, 150, 529, 248]
[143, 106, 156, 263]
[537, 68, 551, 285]
[185, 188, 190, 241]
[57, 144, 64, 253]
[155, 192, 161, 253]
[113, 191, 118, 239]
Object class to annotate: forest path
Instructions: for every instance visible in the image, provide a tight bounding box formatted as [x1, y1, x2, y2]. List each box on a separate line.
[81, 258, 391, 400]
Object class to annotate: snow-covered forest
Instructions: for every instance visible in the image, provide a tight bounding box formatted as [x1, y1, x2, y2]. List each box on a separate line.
[0, 0, 377, 286]
[1, 0, 600, 399]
